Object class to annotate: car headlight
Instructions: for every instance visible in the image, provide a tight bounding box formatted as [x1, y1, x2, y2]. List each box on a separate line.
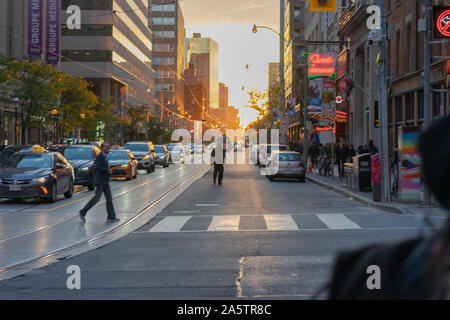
[79, 167, 89, 171]
[32, 176, 48, 183]
[142, 155, 149, 160]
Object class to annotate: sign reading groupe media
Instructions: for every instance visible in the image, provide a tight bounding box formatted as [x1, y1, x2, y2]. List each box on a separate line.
[28, 0, 60, 64]
[306, 52, 338, 80]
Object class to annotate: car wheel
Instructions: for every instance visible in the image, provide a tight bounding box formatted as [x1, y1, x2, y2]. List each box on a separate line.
[152, 163, 156, 172]
[126, 170, 132, 180]
[47, 183, 57, 203]
[88, 175, 95, 191]
[147, 167, 152, 174]
[269, 176, 274, 181]
[64, 180, 74, 198]
[133, 168, 137, 179]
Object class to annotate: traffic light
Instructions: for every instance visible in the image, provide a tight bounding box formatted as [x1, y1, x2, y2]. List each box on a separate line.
[433, 6, 450, 39]
[309, 0, 335, 12]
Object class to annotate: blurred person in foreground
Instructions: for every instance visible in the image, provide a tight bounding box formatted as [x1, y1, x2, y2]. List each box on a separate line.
[211, 142, 226, 185]
[326, 115, 450, 299]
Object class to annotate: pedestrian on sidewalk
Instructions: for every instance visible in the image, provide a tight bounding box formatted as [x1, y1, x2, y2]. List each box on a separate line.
[211, 142, 226, 185]
[326, 115, 450, 299]
[367, 140, 379, 155]
[335, 139, 347, 180]
[79, 142, 119, 222]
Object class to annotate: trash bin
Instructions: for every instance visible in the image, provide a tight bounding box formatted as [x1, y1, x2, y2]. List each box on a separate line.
[344, 163, 354, 188]
[353, 153, 372, 192]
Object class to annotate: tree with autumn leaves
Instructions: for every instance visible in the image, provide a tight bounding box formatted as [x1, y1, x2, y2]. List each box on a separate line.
[0, 56, 118, 144]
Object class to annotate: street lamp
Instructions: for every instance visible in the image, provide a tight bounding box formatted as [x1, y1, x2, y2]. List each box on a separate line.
[79, 113, 85, 142]
[13, 97, 19, 144]
[51, 109, 58, 144]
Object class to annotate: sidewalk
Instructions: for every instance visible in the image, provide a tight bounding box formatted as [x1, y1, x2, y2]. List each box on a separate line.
[306, 165, 448, 217]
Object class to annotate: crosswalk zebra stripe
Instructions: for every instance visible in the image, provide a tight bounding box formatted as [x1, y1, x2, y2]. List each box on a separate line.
[149, 216, 191, 232]
[316, 214, 361, 230]
[208, 216, 240, 231]
[264, 215, 298, 230]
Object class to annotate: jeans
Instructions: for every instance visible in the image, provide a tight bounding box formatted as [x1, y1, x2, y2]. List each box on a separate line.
[213, 164, 224, 183]
[80, 183, 116, 219]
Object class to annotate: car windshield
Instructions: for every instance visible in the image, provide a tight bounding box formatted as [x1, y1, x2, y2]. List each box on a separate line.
[154, 146, 165, 153]
[124, 144, 149, 152]
[167, 145, 181, 151]
[278, 154, 301, 162]
[107, 151, 129, 160]
[63, 147, 92, 160]
[1, 154, 53, 168]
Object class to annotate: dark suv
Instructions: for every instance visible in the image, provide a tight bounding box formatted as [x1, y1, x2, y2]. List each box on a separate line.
[123, 142, 156, 174]
[59, 145, 100, 190]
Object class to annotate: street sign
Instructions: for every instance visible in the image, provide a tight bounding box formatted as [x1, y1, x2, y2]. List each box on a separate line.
[309, 0, 335, 12]
[307, 52, 338, 79]
[433, 6, 450, 38]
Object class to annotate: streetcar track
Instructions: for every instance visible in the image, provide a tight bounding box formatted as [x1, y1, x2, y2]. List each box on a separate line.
[0, 165, 209, 275]
[0, 166, 186, 243]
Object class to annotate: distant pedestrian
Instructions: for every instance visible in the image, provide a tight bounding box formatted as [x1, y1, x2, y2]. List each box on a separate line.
[335, 140, 347, 180]
[79, 142, 119, 222]
[348, 145, 356, 161]
[211, 142, 226, 185]
[367, 140, 379, 155]
[357, 145, 365, 155]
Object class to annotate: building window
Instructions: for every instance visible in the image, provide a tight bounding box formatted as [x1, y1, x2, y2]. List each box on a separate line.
[417, 90, 424, 120]
[433, 89, 441, 118]
[153, 57, 175, 65]
[294, 29, 301, 40]
[153, 44, 175, 52]
[395, 96, 403, 123]
[62, 0, 112, 10]
[153, 31, 175, 38]
[405, 92, 414, 122]
[155, 71, 175, 78]
[155, 84, 174, 92]
[294, 8, 301, 22]
[62, 50, 112, 62]
[406, 24, 412, 73]
[151, 17, 175, 25]
[396, 30, 401, 76]
[151, 4, 175, 12]
[61, 24, 113, 36]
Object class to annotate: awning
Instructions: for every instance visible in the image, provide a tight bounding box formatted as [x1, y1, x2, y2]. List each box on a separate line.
[309, 113, 347, 123]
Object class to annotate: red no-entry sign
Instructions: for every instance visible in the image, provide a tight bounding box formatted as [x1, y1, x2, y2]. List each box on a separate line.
[434, 6, 450, 38]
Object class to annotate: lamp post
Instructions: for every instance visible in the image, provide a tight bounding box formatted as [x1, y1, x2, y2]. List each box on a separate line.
[51, 109, 58, 144]
[79, 113, 86, 142]
[13, 97, 19, 144]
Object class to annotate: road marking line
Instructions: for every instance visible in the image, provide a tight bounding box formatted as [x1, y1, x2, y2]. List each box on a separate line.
[264, 215, 298, 230]
[149, 216, 191, 232]
[173, 210, 200, 214]
[208, 215, 240, 231]
[316, 214, 361, 230]
[196, 204, 219, 207]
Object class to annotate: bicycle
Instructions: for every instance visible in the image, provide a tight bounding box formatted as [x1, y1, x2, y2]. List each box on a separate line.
[319, 155, 333, 177]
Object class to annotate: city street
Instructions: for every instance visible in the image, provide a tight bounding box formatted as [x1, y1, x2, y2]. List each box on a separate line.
[0, 161, 444, 299]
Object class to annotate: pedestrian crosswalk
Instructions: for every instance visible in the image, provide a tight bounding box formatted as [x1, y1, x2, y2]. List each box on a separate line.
[144, 213, 369, 233]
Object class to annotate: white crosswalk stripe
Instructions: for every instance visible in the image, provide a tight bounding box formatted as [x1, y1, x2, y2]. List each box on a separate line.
[264, 215, 298, 230]
[208, 216, 240, 231]
[316, 214, 362, 230]
[144, 214, 366, 233]
[149, 216, 191, 232]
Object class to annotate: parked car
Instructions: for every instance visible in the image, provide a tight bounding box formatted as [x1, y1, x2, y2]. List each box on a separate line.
[0, 146, 74, 202]
[166, 143, 186, 164]
[107, 149, 138, 180]
[154, 145, 170, 167]
[59, 145, 100, 191]
[123, 142, 155, 173]
[0, 145, 34, 165]
[266, 151, 305, 182]
[258, 144, 289, 167]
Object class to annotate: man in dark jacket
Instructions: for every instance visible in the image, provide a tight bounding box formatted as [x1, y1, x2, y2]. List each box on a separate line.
[211, 142, 226, 185]
[79, 142, 119, 222]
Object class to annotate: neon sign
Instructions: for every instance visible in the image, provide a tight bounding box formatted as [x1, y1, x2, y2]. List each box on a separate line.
[434, 6, 450, 38]
[305, 52, 338, 80]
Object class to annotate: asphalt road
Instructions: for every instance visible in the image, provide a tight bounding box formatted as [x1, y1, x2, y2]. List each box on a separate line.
[0, 162, 444, 299]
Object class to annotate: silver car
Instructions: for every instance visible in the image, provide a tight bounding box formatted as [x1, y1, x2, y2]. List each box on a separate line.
[266, 151, 305, 182]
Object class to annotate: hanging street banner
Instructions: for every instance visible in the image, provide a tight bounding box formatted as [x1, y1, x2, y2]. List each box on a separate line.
[28, 0, 43, 57]
[46, 0, 60, 64]
[307, 52, 338, 79]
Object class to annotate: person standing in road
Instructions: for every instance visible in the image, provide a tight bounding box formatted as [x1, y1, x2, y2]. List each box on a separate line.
[79, 142, 119, 222]
[211, 142, 226, 185]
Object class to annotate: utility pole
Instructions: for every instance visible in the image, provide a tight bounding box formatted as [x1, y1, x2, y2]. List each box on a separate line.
[422, 0, 432, 206]
[377, 0, 391, 202]
[279, 0, 286, 145]
[302, 48, 310, 164]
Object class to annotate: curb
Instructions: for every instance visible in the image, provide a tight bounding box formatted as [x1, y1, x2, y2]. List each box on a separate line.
[306, 175, 403, 214]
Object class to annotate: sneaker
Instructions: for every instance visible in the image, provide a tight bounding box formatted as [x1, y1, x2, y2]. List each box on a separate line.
[107, 218, 120, 222]
[79, 211, 86, 222]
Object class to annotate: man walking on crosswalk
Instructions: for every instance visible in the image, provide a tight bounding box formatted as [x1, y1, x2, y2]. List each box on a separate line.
[211, 142, 226, 185]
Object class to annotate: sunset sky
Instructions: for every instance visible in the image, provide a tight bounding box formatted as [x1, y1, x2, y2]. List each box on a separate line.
[179, 0, 280, 128]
